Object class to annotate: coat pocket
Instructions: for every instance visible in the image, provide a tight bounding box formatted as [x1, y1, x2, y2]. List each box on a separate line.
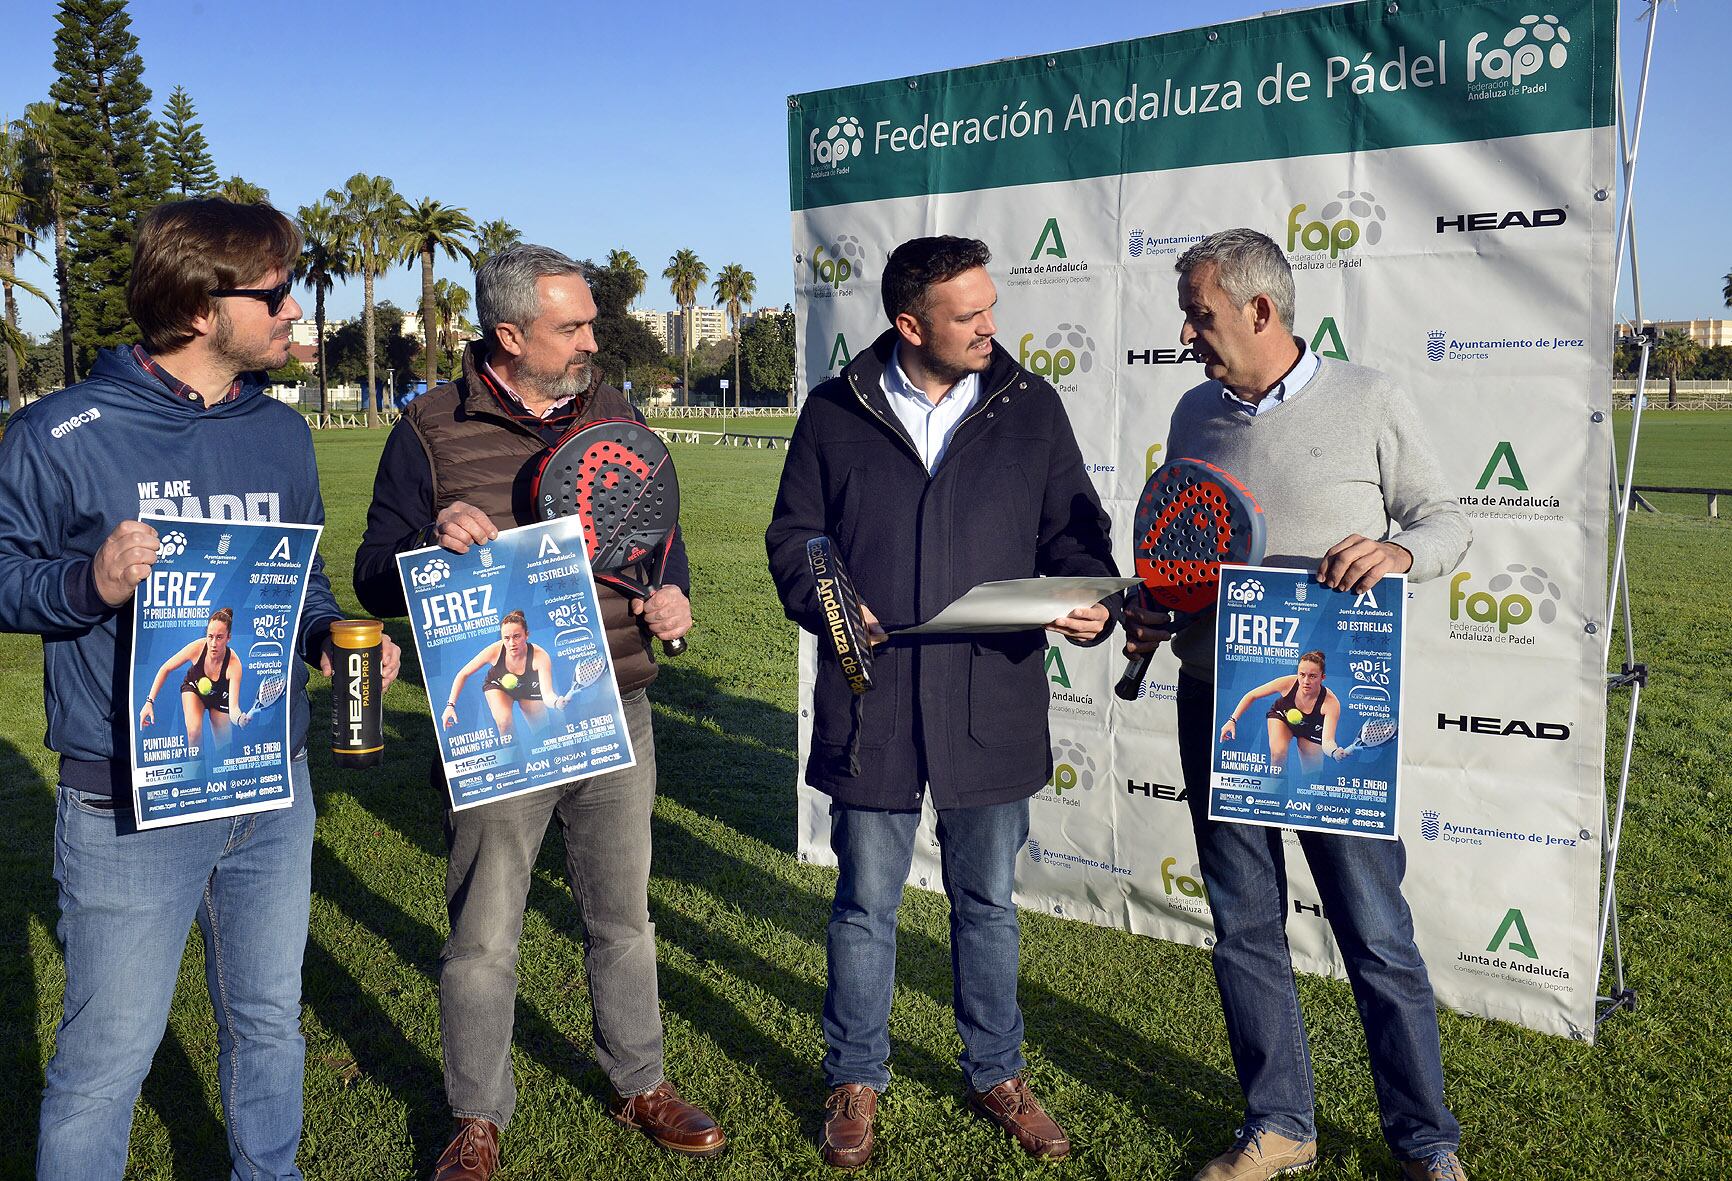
[966, 632, 1048, 748]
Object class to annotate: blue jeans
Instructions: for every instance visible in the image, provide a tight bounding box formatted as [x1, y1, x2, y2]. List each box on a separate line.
[39, 757, 315, 1181]
[823, 798, 1029, 1093]
[1177, 674, 1458, 1160]
[439, 689, 664, 1126]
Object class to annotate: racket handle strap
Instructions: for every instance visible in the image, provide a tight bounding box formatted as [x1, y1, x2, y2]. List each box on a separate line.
[1114, 653, 1153, 702]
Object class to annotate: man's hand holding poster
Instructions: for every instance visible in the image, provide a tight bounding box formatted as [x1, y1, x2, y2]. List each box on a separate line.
[397, 517, 635, 810]
[1209, 565, 1405, 840]
[129, 518, 321, 828]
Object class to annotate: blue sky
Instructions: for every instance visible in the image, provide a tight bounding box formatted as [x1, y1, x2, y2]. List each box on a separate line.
[2, 1, 1724, 335]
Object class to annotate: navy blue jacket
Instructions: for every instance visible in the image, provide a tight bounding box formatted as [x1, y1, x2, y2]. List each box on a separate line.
[0, 347, 343, 793]
[766, 329, 1117, 810]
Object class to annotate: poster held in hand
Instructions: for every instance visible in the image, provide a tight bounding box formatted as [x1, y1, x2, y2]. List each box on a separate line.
[397, 517, 635, 810]
[1208, 565, 1406, 840]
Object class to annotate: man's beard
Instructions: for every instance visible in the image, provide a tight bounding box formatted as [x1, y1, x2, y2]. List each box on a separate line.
[211, 310, 287, 373]
[518, 351, 593, 401]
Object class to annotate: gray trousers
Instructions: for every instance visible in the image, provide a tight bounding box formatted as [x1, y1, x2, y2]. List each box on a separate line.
[439, 688, 664, 1127]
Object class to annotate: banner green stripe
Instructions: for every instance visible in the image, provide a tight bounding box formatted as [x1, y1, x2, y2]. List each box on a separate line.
[789, 0, 1615, 210]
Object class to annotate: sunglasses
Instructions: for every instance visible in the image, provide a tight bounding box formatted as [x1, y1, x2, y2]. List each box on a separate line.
[208, 279, 294, 316]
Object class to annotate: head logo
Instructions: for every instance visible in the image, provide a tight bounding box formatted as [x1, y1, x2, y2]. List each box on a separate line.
[412, 556, 452, 589]
[1018, 324, 1096, 380]
[1049, 738, 1096, 795]
[1225, 577, 1264, 606]
[1160, 857, 1208, 900]
[1488, 907, 1539, 958]
[809, 235, 867, 288]
[1468, 15, 1570, 88]
[1287, 191, 1385, 258]
[1476, 442, 1529, 491]
[1428, 331, 1447, 363]
[809, 116, 863, 169]
[1029, 217, 1068, 261]
[1421, 810, 1441, 841]
[156, 530, 188, 560]
[1044, 646, 1071, 689]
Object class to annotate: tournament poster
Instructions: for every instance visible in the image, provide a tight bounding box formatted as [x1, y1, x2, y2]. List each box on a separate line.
[1209, 565, 1406, 840]
[128, 517, 321, 828]
[396, 518, 635, 810]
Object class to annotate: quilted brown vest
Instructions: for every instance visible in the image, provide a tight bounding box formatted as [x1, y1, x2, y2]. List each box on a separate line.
[403, 345, 659, 693]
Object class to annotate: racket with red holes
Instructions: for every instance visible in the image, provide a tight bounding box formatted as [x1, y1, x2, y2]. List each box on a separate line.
[1114, 457, 1266, 701]
[533, 419, 687, 657]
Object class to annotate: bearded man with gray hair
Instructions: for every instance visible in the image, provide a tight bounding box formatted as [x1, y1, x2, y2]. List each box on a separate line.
[354, 244, 721, 1178]
[1123, 228, 1473, 1181]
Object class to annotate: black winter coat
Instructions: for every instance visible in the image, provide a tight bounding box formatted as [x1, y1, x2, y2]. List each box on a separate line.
[766, 329, 1118, 811]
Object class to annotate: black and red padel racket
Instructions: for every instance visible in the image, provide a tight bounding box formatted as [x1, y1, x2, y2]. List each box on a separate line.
[533, 418, 687, 657]
[1115, 457, 1266, 701]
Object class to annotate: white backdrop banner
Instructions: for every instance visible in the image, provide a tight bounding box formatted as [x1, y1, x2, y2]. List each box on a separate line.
[787, 0, 1617, 1040]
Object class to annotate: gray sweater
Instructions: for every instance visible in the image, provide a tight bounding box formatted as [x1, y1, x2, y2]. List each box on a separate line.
[1164, 357, 1471, 680]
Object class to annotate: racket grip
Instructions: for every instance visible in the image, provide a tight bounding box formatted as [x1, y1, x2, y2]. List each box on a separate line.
[1114, 652, 1153, 701]
[663, 637, 686, 657]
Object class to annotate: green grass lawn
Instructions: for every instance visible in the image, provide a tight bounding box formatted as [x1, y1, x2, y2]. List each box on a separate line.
[0, 425, 1728, 1179]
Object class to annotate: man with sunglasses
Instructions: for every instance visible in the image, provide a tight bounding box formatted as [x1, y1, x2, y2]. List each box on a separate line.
[0, 197, 399, 1180]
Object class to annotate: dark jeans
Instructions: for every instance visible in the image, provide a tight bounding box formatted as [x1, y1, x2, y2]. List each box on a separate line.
[439, 689, 664, 1128]
[822, 797, 1029, 1093]
[1177, 673, 1459, 1160]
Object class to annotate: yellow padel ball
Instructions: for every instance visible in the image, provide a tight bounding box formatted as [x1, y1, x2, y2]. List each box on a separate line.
[1285, 708, 1303, 725]
[501, 673, 519, 691]
[197, 676, 214, 695]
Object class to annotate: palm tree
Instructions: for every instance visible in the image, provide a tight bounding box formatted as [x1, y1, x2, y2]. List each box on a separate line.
[473, 218, 520, 269]
[433, 277, 472, 379]
[662, 249, 707, 405]
[398, 197, 475, 396]
[293, 199, 352, 424]
[215, 175, 269, 204]
[19, 103, 73, 384]
[327, 173, 406, 427]
[712, 263, 756, 410]
[1650, 328, 1700, 408]
[1723, 267, 1731, 310]
[607, 249, 646, 307]
[1, 118, 55, 408]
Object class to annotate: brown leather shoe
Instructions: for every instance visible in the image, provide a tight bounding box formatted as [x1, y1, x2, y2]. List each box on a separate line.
[430, 1118, 499, 1181]
[967, 1076, 1071, 1159]
[820, 1083, 878, 1170]
[612, 1080, 726, 1157]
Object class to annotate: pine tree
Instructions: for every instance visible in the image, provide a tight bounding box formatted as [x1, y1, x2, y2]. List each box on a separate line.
[156, 85, 217, 198]
[50, 0, 165, 370]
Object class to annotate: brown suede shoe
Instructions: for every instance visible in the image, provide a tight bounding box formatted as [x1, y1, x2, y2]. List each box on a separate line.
[967, 1076, 1071, 1159]
[820, 1084, 878, 1170]
[612, 1080, 726, 1157]
[430, 1118, 499, 1181]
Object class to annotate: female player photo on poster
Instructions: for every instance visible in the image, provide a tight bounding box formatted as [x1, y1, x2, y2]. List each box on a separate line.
[396, 517, 635, 810]
[1209, 565, 1406, 840]
[128, 517, 321, 829]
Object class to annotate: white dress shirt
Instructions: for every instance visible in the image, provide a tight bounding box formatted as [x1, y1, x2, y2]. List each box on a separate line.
[1219, 339, 1320, 417]
[880, 342, 982, 473]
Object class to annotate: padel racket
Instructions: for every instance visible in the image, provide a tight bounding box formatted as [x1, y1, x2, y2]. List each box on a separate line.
[240, 673, 287, 723]
[1336, 719, 1397, 757]
[1114, 457, 1266, 701]
[555, 650, 610, 708]
[533, 419, 687, 657]
[806, 535, 873, 694]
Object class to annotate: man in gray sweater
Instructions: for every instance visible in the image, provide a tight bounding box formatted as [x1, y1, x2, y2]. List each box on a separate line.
[1124, 229, 1472, 1181]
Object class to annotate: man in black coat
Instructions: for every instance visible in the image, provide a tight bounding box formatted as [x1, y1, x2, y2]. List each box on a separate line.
[766, 236, 1118, 1169]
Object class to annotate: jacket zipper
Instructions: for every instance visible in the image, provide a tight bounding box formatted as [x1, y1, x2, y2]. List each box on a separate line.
[848, 370, 1018, 472]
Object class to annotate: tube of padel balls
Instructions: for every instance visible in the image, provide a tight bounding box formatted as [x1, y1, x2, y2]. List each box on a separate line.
[329, 619, 385, 769]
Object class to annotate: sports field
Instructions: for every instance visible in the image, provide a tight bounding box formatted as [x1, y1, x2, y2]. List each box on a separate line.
[0, 414, 1727, 1179]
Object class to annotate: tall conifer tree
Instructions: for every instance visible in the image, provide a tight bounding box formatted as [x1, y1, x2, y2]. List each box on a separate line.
[50, 0, 165, 370]
[156, 86, 217, 198]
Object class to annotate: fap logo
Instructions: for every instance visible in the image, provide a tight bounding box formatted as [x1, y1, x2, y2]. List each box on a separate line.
[1467, 14, 1571, 91]
[155, 530, 188, 560]
[1159, 856, 1211, 916]
[1046, 737, 1097, 803]
[1017, 324, 1096, 386]
[802, 234, 868, 295]
[808, 116, 864, 175]
[411, 555, 453, 590]
[1447, 564, 1561, 644]
[1224, 577, 1264, 606]
[1286, 191, 1384, 263]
